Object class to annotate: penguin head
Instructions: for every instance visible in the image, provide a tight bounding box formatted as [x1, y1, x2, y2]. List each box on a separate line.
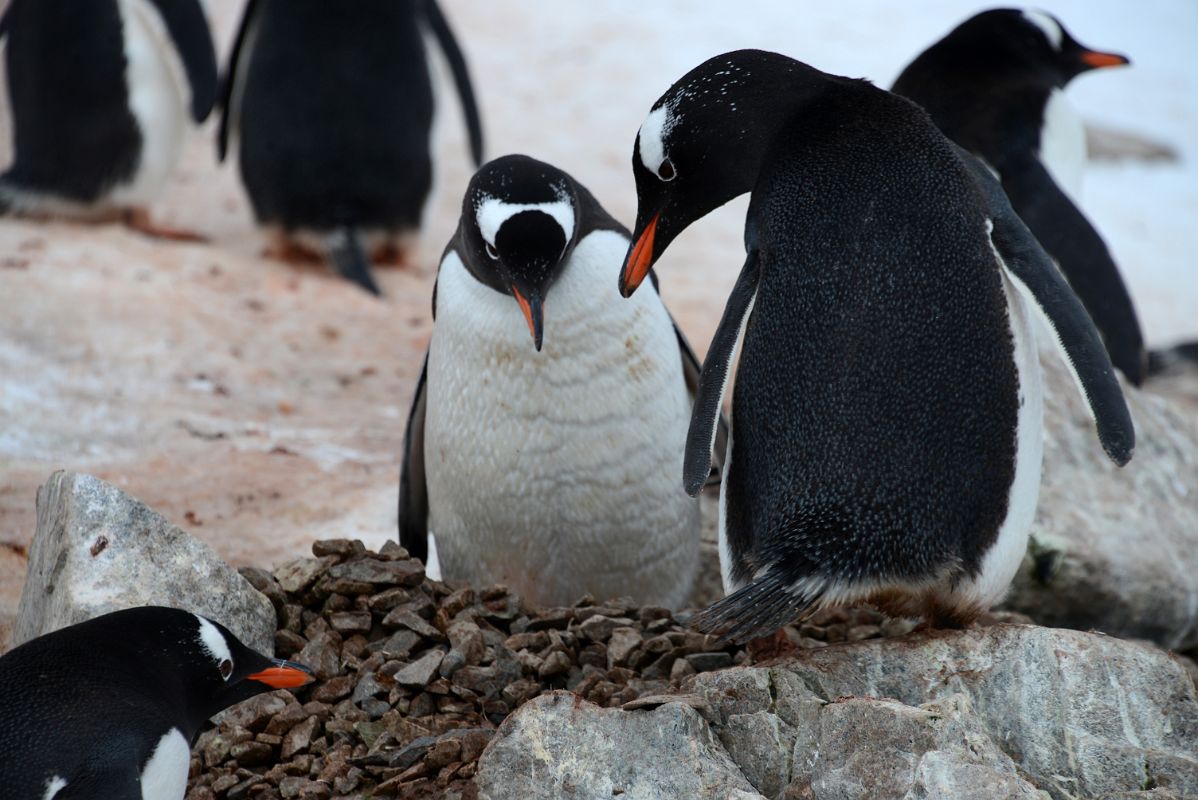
[458, 154, 582, 351]
[943, 9, 1129, 87]
[621, 50, 829, 296]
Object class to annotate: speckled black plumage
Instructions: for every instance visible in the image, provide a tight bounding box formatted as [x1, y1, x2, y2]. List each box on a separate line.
[892, 9, 1146, 384]
[0, 607, 305, 800]
[624, 50, 1133, 643]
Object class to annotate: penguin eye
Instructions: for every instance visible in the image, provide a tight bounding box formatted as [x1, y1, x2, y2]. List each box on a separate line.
[485, 242, 500, 260]
[657, 158, 676, 182]
[219, 659, 233, 681]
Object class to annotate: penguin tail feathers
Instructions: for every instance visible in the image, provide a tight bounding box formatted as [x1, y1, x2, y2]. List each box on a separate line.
[691, 570, 823, 645]
[326, 228, 381, 297]
[1147, 341, 1198, 378]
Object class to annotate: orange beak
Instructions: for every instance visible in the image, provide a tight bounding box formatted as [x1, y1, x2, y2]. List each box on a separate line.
[620, 213, 659, 298]
[1081, 50, 1129, 69]
[512, 285, 544, 351]
[248, 660, 315, 689]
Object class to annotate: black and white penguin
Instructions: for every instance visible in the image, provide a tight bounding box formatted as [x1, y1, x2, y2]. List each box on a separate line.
[218, 0, 485, 296]
[0, 0, 217, 238]
[398, 154, 722, 608]
[0, 606, 313, 800]
[621, 50, 1134, 643]
[891, 9, 1146, 385]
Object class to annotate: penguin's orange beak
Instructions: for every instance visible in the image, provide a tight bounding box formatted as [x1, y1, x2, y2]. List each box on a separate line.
[620, 213, 659, 298]
[248, 659, 315, 689]
[1080, 50, 1129, 69]
[512, 285, 545, 351]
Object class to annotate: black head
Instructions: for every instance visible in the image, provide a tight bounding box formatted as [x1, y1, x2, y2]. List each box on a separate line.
[620, 50, 833, 297]
[456, 154, 589, 351]
[52, 607, 313, 736]
[924, 9, 1129, 88]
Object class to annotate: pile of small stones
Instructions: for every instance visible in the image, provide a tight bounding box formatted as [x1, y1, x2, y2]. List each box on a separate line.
[185, 539, 916, 800]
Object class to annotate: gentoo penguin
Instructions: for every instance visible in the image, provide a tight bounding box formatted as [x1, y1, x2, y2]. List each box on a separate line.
[891, 9, 1146, 385]
[399, 154, 723, 608]
[0, 606, 313, 800]
[621, 50, 1134, 643]
[218, 0, 485, 296]
[0, 0, 217, 238]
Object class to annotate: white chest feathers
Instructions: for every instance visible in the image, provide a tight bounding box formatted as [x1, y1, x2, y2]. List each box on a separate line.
[140, 728, 191, 800]
[424, 229, 700, 608]
[1037, 88, 1087, 200]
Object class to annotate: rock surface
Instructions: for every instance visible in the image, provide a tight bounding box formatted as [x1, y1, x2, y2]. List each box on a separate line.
[477, 625, 1198, 800]
[1003, 348, 1198, 650]
[13, 471, 275, 654]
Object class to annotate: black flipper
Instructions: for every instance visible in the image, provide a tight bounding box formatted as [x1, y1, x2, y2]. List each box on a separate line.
[691, 569, 822, 644]
[957, 146, 1135, 466]
[1000, 153, 1147, 385]
[683, 250, 761, 496]
[216, 0, 260, 161]
[326, 228, 382, 296]
[146, 0, 219, 122]
[398, 354, 430, 562]
[424, 0, 484, 166]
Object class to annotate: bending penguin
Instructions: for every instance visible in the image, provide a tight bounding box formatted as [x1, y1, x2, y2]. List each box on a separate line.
[892, 9, 1147, 385]
[621, 50, 1134, 643]
[399, 154, 723, 608]
[0, 606, 313, 800]
[0, 0, 218, 238]
[218, 0, 485, 296]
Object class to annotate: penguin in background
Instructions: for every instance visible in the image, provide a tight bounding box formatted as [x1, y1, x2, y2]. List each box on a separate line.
[398, 154, 724, 608]
[621, 50, 1134, 643]
[0, 606, 313, 800]
[0, 0, 217, 239]
[891, 9, 1148, 385]
[218, 0, 485, 297]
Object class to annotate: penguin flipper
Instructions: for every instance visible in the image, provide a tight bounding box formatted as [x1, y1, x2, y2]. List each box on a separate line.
[673, 317, 728, 487]
[1000, 153, 1147, 385]
[957, 146, 1135, 466]
[326, 229, 382, 296]
[145, 0, 219, 122]
[217, 0, 260, 161]
[683, 249, 760, 496]
[398, 354, 430, 562]
[691, 569, 818, 644]
[424, 0, 484, 166]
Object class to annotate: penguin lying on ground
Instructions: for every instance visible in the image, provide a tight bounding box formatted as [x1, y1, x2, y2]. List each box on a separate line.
[0, 0, 217, 240]
[0, 606, 313, 800]
[399, 154, 724, 608]
[218, 0, 485, 296]
[891, 9, 1147, 385]
[621, 50, 1134, 643]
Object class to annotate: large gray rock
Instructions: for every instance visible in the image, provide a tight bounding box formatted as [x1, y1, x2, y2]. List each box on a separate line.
[1004, 350, 1198, 650]
[476, 626, 1198, 800]
[13, 471, 275, 654]
[477, 691, 765, 800]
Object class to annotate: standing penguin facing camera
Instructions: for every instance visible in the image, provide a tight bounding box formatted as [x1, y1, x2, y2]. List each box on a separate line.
[0, 0, 217, 239]
[892, 9, 1146, 385]
[399, 154, 723, 608]
[621, 50, 1134, 643]
[0, 606, 313, 800]
[219, 0, 484, 296]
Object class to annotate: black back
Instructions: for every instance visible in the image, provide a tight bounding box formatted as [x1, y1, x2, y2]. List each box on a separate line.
[892, 10, 1146, 384]
[224, 0, 480, 233]
[0, 607, 278, 798]
[1, 0, 140, 202]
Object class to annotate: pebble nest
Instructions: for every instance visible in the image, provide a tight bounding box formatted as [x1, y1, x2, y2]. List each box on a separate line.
[186, 539, 920, 800]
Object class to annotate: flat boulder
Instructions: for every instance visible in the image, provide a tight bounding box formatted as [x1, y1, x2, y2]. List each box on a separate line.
[12, 471, 275, 654]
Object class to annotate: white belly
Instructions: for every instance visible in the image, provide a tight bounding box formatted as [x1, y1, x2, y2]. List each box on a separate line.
[1038, 88, 1087, 201]
[108, 0, 193, 207]
[424, 230, 700, 608]
[139, 728, 191, 800]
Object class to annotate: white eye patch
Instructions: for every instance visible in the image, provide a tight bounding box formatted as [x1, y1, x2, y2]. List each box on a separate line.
[194, 614, 233, 674]
[1023, 10, 1063, 50]
[637, 103, 678, 180]
[475, 195, 575, 250]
